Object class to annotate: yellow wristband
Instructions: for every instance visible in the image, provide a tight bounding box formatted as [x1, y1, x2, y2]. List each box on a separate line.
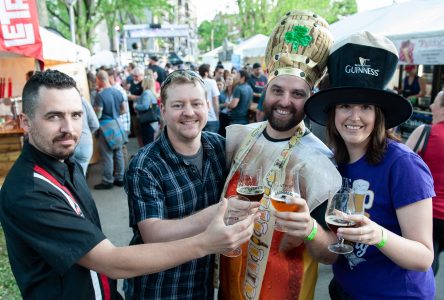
[375, 227, 387, 249]
[305, 219, 317, 241]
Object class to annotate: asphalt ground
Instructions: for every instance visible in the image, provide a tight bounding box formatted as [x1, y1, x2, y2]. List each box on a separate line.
[89, 137, 444, 299]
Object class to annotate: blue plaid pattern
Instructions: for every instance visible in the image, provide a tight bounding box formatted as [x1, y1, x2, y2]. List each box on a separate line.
[125, 129, 226, 300]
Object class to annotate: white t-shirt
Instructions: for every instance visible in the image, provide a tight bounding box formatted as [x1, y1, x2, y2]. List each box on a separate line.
[203, 78, 220, 121]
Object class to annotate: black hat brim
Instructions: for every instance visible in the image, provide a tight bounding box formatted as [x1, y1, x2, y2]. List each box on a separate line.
[304, 87, 413, 129]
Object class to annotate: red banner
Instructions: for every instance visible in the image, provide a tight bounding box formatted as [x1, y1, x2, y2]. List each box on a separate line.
[0, 0, 43, 62]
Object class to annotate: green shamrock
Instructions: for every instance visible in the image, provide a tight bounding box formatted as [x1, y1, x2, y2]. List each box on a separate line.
[284, 25, 313, 50]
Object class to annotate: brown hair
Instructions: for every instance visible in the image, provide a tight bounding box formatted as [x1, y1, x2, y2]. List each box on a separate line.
[326, 106, 400, 165]
[160, 71, 206, 105]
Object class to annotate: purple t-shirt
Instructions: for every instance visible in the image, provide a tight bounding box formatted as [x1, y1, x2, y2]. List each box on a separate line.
[334, 140, 435, 299]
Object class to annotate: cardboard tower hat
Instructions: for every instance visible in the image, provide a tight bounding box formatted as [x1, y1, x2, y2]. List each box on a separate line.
[304, 31, 412, 129]
[265, 10, 333, 89]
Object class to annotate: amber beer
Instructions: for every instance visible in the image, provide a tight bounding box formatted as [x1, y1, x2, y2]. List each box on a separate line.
[270, 192, 300, 212]
[237, 186, 265, 202]
[325, 215, 356, 234]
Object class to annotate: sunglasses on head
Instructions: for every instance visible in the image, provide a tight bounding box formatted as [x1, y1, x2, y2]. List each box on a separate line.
[161, 70, 205, 89]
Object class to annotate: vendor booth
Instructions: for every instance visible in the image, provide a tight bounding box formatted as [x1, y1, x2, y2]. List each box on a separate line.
[330, 0, 444, 138]
[0, 1, 91, 185]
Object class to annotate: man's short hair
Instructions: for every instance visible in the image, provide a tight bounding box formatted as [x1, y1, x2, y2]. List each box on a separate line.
[22, 70, 77, 119]
[198, 64, 210, 77]
[160, 70, 207, 105]
[96, 70, 109, 83]
[239, 69, 250, 81]
[106, 68, 116, 78]
[252, 62, 261, 69]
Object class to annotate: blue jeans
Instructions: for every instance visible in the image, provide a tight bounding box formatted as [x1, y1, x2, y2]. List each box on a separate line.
[73, 143, 93, 176]
[140, 121, 156, 146]
[97, 131, 124, 184]
[204, 120, 220, 133]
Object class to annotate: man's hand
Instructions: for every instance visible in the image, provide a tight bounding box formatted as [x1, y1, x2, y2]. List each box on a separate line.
[200, 198, 259, 254]
[274, 197, 313, 238]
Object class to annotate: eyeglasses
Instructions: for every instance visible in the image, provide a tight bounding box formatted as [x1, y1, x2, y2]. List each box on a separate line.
[161, 70, 205, 90]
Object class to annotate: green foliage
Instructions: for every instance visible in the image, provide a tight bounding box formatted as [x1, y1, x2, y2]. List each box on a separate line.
[197, 0, 358, 52]
[197, 16, 229, 52]
[0, 228, 20, 300]
[46, 0, 172, 51]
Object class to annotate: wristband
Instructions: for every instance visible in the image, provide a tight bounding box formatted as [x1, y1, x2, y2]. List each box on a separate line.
[305, 219, 318, 241]
[375, 227, 387, 249]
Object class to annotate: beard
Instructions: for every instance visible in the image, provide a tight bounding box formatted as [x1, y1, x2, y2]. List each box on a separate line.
[264, 103, 305, 132]
[30, 129, 79, 160]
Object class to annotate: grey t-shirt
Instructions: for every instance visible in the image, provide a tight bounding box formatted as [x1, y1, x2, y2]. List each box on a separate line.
[230, 83, 253, 121]
[94, 87, 124, 120]
[179, 146, 204, 175]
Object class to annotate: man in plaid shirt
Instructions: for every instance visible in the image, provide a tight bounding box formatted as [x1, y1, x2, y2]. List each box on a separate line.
[125, 70, 246, 299]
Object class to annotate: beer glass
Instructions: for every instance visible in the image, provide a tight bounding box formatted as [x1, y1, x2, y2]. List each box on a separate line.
[270, 169, 301, 232]
[222, 195, 251, 257]
[236, 164, 264, 202]
[325, 191, 357, 254]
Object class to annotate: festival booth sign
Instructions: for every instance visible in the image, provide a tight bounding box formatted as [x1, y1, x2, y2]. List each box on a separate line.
[0, 26, 91, 101]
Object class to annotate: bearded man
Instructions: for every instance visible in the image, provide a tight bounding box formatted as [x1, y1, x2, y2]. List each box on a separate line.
[218, 11, 342, 300]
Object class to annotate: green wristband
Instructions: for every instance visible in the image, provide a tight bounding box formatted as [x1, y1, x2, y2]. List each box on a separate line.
[305, 219, 318, 241]
[375, 227, 387, 249]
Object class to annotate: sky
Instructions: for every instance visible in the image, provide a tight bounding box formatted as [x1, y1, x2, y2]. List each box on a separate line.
[192, 0, 411, 25]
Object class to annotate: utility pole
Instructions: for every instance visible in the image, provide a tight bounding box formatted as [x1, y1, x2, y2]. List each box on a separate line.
[65, 0, 77, 44]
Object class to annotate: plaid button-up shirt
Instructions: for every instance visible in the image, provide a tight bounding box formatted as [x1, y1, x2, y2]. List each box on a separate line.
[125, 129, 226, 300]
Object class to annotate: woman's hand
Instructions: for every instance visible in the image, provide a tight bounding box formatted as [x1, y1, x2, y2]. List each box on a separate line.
[337, 214, 383, 246]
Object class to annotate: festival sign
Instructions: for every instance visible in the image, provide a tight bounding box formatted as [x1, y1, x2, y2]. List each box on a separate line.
[0, 0, 43, 62]
[392, 34, 444, 65]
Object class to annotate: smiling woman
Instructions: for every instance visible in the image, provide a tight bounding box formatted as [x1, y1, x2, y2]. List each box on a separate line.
[304, 31, 435, 300]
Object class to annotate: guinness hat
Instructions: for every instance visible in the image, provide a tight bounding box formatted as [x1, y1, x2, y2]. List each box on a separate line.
[304, 31, 412, 129]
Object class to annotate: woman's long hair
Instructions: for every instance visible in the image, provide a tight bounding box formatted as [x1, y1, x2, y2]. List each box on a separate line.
[142, 71, 157, 97]
[326, 106, 400, 165]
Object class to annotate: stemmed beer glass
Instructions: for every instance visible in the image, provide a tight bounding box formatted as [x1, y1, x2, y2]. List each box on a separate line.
[222, 195, 251, 257]
[325, 191, 358, 254]
[270, 169, 301, 232]
[236, 164, 265, 202]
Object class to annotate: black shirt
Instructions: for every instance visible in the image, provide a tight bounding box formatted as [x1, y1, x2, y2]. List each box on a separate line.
[0, 142, 121, 299]
[148, 65, 167, 84]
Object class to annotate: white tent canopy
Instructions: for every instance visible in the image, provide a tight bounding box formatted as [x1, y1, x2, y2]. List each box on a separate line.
[39, 27, 91, 67]
[330, 0, 444, 64]
[0, 27, 91, 67]
[234, 34, 269, 58]
[91, 50, 116, 68]
[0, 27, 91, 98]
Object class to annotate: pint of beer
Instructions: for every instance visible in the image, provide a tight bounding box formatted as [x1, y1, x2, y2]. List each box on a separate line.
[352, 179, 374, 214]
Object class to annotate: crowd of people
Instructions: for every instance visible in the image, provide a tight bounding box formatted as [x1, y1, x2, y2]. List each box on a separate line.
[0, 8, 443, 300]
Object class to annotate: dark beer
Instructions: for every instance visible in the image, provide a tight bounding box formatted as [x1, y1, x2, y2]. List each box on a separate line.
[326, 215, 356, 234]
[237, 186, 264, 202]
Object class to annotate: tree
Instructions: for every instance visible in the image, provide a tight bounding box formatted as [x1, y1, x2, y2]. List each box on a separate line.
[45, 0, 171, 51]
[197, 13, 236, 52]
[197, 0, 357, 50]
